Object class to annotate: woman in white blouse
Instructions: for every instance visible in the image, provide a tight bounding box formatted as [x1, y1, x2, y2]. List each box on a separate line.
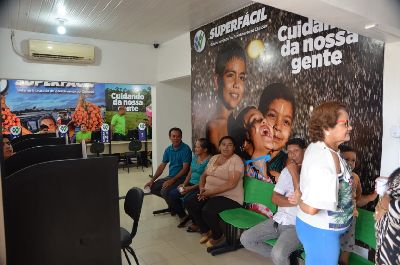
[295, 101, 354, 265]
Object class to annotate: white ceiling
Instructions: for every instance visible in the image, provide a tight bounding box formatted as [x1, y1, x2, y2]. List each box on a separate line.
[0, 0, 252, 44]
[0, 0, 399, 44]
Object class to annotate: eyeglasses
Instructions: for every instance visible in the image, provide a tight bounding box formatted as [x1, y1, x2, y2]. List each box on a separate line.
[336, 119, 351, 127]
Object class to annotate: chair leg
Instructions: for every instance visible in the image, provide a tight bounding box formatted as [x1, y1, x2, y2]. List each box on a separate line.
[127, 246, 140, 265]
[152, 208, 170, 215]
[126, 156, 130, 173]
[122, 248, 132, 265]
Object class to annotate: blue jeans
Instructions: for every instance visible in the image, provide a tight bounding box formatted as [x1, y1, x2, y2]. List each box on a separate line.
[296, 217, 347, 265]
[168, 186, 198, 218]
[240, 219, 300, 265]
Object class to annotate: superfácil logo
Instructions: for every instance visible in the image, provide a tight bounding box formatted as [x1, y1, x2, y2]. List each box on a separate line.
[193, 30, 206, 53]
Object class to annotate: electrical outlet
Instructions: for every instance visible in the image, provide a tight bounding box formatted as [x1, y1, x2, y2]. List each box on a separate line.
[390, 125, 400, 138]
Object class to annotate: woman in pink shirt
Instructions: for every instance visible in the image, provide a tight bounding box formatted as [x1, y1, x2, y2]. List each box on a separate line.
[184, 136, 244, 248]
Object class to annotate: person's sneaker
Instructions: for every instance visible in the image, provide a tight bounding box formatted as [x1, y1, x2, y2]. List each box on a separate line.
[205, 236, 225, 248]
[199, 231, 211, 244]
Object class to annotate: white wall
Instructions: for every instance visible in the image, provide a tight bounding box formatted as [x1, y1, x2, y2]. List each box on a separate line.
[381, 42, 400, 176]
[152, 77, 192, 170]
[0, 28, 157, 84]
[152, 32, 192, 169]
[157, 32, 191, 82]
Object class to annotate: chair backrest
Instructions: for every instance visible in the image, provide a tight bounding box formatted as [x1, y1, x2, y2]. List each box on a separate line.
[11, 133, 57, 145]
[4, 144, 83, 177]
[90, 142, 105, 155]
[244, 176, 277, 213]
[355, 208, 376, 250]
[13, 137, 65, 153]
[128, 140, 142, 152]
[124, 187, 144, 238]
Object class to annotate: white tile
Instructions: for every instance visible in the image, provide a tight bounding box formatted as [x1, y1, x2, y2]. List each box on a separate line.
[118, 167, 274, 265]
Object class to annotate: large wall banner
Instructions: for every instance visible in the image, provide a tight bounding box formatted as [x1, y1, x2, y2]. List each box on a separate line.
[0, 79, 152, 140]
[191, 3, 384, 194]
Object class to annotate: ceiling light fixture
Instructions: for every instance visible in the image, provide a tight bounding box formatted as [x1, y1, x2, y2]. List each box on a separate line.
[365, 24, 377, 30]
[56, 19, 67, 35]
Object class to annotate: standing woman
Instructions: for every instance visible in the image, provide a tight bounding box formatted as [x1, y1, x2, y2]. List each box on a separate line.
[184, 136, 244, 248]
[375, 167, 400, 265]
[296, 102, 354, 265]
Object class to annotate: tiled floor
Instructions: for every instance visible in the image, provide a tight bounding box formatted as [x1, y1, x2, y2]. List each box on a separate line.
[118, 167, 274, 265]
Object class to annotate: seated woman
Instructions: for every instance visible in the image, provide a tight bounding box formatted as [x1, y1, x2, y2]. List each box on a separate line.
[375, 167, 400, 265]
[184, 136, 244, 248]
[168, 138, 212, 225]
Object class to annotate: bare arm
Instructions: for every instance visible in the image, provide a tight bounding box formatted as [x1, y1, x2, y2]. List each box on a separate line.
[357, 192, 378, 207]
[354, 173, 378, 207]
[286, 160, 300, 191]
[198, 171, 208, 191]
[181, 169, 193, 187]
[144, 162, 167, 188]
[206, 120, 223, 150]
[299, 201, 320, 215]
[272, 191, 296, 207]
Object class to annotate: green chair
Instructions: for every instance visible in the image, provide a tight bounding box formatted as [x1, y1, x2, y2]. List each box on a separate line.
[348, 208, 376, 265]
[210, 177, 277, 255]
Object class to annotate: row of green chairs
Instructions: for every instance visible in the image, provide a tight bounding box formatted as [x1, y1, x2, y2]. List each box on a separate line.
[209, 177, 277, 255]
[216, 176, 377, 265]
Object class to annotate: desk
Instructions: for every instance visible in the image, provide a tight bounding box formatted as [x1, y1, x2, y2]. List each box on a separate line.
[86, 140, 152, 166]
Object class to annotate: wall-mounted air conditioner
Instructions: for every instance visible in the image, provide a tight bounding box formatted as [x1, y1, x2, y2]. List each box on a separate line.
[28, 39, 95, 64]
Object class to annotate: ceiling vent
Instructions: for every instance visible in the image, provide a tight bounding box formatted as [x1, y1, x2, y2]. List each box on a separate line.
[28, 39, 95, 64]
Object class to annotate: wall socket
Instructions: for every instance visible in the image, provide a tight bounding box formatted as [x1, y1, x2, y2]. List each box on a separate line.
[390, 125, 400, 138]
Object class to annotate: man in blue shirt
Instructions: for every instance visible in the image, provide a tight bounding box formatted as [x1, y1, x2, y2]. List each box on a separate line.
[144, 127, 192, 213]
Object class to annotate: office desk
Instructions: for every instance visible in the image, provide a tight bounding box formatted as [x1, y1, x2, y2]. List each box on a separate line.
[86, 140, 152, 166]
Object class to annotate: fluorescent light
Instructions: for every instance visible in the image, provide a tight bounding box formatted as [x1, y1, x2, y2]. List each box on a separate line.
[57, 25, 66, 34]
[365, 24, 377, 30]
[56, 19, 66, 34]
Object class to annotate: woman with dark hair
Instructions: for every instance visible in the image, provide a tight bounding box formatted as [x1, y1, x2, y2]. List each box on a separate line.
[257, 83, 296, 182]
[375, 167, 400, 265]
[184, 136, 244, 248]
[206, 41, 247, 150]
[168, 138, 212, 225]
[295, 101, 354, 265]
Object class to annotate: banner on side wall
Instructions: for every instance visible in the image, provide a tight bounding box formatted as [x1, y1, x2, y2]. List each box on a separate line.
[0, 79, 152, 142]
[104, 84, 151, 137]
[191, 3, 384, 195]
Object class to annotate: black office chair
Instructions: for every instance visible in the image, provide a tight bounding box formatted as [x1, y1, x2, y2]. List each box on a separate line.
[120, 187, 144, 265]
[123, 140, 143, 172]
[90, 142, 105, 157]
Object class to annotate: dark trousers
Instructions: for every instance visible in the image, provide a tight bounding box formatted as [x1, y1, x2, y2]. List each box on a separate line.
[113, 133, 126, 141]
[150, 177, 184, 209]
[184, 195, 241, 240]
[168, 186, 198, 218]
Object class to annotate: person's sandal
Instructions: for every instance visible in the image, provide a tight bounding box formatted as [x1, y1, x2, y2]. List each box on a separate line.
[205, 236, 225, 248]
[199, 231, 211, 244]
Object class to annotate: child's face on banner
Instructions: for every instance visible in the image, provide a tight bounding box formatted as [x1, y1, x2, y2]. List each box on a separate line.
[220, 57, 246, 110]
[265, 98, 293, 151]
[246, 109, 274, 152]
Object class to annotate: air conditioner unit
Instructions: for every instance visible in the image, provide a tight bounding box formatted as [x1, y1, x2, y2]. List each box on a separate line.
[28, 39, 95, 64]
